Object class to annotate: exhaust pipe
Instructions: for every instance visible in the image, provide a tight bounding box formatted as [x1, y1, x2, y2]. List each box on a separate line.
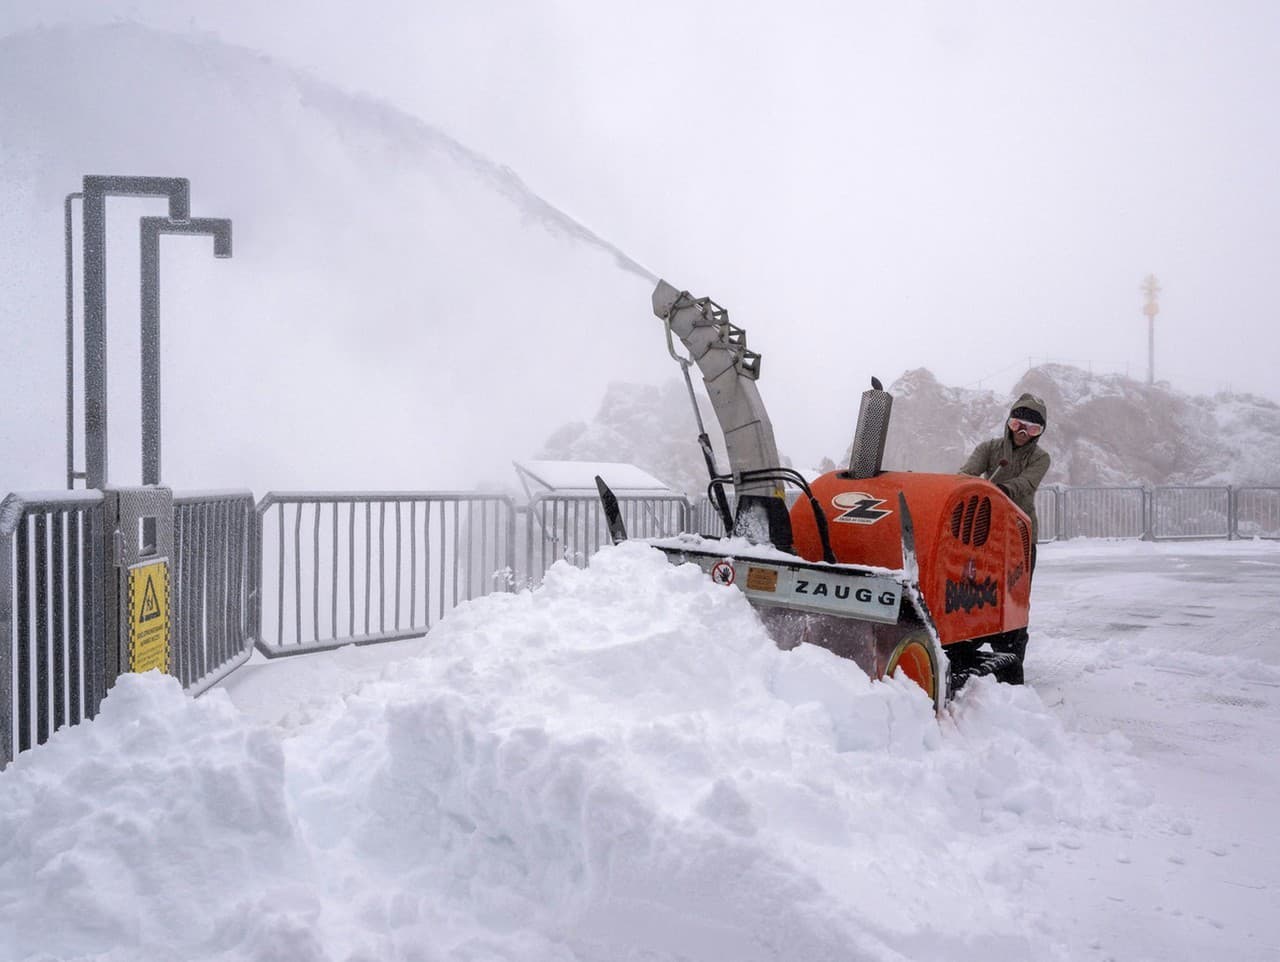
[847, 377, 893, 479]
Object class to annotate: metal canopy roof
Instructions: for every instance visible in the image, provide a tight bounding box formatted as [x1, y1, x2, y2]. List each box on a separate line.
[512, 460, 673, 499]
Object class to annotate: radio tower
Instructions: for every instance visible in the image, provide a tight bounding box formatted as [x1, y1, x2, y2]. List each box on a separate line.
[1141, 274, 1160, 386]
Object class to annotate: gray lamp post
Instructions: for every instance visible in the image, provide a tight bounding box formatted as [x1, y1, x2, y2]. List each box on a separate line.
[81, 175, 191, 490]
[139, 216, 233, 486]
[65, 190, 82, 490]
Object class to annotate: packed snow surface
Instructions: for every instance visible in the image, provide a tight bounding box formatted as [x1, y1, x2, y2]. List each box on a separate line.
[2, 539, 1278, 961]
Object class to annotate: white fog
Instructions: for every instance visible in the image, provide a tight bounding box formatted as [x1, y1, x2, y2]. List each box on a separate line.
[3, 3, 1279, 492]
[2, 6, 1279, 962]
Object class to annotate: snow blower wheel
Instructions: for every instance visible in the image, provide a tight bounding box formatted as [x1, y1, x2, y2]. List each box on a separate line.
[885, 633, 938, 706]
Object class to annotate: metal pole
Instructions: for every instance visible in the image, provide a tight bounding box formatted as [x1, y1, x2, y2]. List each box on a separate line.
[65, 192, 82, 490]
[140, 224, 160, 487]
[81, 176, 190, 490]
[1227, 484, 1236, 541]
[0, 495, 14, 768]
[82, 186, 106, 489]
[139, 217, 232, 486]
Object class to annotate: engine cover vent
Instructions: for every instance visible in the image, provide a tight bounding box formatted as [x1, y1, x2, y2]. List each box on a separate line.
[973, 498, 992, 547]
[949, 495, 992, 546]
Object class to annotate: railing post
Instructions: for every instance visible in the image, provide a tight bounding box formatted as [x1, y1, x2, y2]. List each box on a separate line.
[1227, 484, 1236, 540]
[246, 500, 262, 646]
[97, 492, 121, 694]
[0, 496, 14, 768]
[505, 498, 517, 592]
[1142, 487, 1154, 541]
[524, 501, 536, 587]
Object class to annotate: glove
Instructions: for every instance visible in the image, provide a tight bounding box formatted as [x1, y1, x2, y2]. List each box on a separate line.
[995, 482, 1012, 497]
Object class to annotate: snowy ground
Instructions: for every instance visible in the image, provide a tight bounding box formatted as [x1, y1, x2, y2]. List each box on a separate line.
[2, 538, 1278, 962]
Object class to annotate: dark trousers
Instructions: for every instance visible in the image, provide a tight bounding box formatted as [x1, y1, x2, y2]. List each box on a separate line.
[991, 544, 1036, 684]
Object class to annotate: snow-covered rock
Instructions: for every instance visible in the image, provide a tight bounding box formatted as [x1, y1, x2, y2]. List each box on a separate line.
[545, 364, 1279, 494]
[887, 364, 1279, 486]
[538, 380, 730, 497]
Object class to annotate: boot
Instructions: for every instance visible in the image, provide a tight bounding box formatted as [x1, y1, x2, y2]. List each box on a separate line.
[990, 629, 1028, 685]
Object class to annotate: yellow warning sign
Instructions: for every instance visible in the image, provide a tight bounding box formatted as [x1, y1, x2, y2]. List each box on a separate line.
[128, 559, 170, 674]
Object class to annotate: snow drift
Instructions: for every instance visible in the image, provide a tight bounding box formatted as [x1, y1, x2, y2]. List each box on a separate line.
[0, 541, 1152, 961]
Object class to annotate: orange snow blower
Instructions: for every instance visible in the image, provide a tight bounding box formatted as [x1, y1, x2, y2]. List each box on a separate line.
[597, 281, 1033, 710]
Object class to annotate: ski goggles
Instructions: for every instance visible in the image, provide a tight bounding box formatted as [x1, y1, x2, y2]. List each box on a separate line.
[1008, 417, 1043, 437]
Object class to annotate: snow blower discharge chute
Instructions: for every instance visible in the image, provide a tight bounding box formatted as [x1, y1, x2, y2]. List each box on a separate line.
[595, 280, 1035, 711]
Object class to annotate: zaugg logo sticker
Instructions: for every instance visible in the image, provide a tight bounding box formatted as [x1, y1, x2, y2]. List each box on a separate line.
[831, 492, 892, 525]
[796, 578, 897, 606]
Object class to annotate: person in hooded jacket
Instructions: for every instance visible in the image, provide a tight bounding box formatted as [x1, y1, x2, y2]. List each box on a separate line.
[957, 392, 1050, 684]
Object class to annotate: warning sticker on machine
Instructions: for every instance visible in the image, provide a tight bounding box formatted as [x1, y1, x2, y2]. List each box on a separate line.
[128, 559, 170, 674]
[746, 567, 779, 592]
[710, 560, 736, 586]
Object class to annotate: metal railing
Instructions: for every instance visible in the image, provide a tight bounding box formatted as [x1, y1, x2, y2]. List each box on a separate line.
[172, 491, 255, 695]
[690, 482, 1280, 542]
[1234, 487, 1280, 539]
[1062, 486, 1147, 539]
[1033, 487, 1061, 542]
[6, 478, 1280, 768]
[689, 488, 809, 540]
[251, 492, 517, 657]
[1051, 484, 1278, 541]
[1150, 486, 1231, 541]
[1, 491, 108, 768]
[525, 492, 689, 582]
[691, 496, 728, 538]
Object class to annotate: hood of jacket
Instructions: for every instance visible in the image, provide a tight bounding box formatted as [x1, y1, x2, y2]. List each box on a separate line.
[1006, 392, 1047, 445]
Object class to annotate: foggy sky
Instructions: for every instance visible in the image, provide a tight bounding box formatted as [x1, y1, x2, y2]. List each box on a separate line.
[3, 1, 1278, 471]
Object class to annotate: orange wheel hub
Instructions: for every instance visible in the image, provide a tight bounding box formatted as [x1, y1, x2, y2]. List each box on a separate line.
[886, 636, 938, 704]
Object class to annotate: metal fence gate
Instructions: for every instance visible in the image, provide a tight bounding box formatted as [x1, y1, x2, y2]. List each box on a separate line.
[525, 492, 690, 583]
[1062, 486, 1147, 539]
[2, 487, 257, 766]
[250, 492, 517, 657]
[1151, 486, 1231, 540]
[172, 491, 256, 694]
[1, 492, 107, 768]
[1233, 487, 1280, 539]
